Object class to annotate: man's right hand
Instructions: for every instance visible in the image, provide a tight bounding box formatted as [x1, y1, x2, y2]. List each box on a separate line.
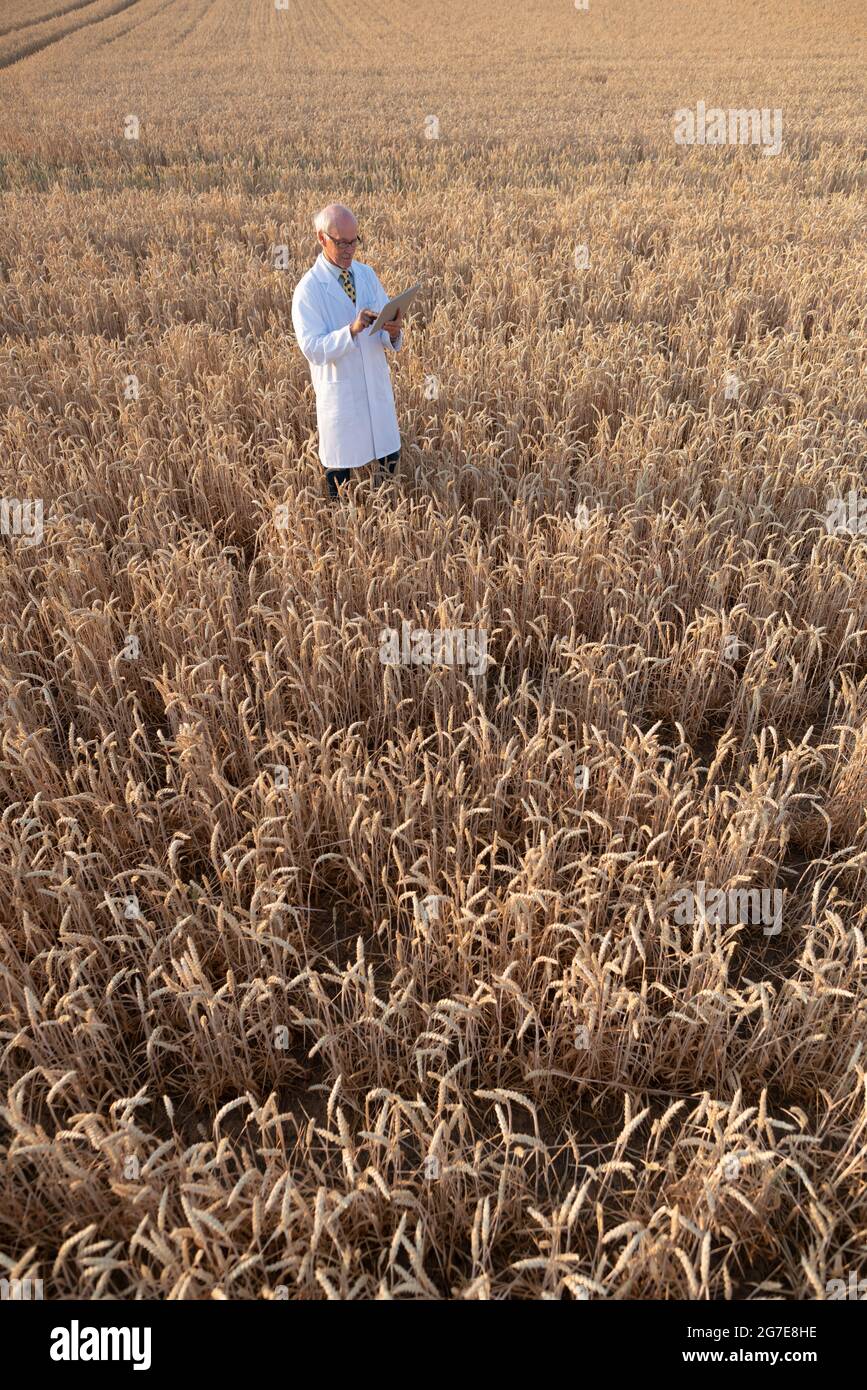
[350, 309, 377, 338]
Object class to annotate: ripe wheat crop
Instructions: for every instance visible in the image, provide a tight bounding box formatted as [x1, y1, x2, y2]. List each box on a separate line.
[0, 0, 865, 1301]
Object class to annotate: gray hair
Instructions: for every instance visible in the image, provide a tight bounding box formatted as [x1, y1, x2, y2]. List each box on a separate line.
[313, 203, 356, 237]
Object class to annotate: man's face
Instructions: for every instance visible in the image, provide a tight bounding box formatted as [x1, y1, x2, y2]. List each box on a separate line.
[320, 215, 358, 270]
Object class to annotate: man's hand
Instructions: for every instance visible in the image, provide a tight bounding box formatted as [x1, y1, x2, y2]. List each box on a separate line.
[350, 308, 377, 338]
[382, 308, 403, 341]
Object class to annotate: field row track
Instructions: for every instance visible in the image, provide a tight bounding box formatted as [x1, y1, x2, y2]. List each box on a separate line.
[0, 0, 140, 69]
[0, 0, 105, 40]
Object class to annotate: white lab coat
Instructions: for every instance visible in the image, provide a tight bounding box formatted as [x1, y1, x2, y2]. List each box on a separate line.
[291, 253, 403, 472]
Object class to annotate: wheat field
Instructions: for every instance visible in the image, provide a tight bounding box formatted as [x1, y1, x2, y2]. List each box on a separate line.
[0, 0, 865, 1302]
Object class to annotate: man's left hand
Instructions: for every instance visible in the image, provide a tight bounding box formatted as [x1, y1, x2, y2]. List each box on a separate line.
[383, 309, 403, 341]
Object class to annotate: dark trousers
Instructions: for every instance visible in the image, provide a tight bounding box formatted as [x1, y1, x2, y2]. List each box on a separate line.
[326, 450, 400, 500]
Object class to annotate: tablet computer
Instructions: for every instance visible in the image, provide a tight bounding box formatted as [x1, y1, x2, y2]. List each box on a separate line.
[367, 283, 421, 333]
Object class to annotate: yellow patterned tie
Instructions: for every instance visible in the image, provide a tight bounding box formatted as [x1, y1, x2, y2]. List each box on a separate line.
[339, 268, 356, 304]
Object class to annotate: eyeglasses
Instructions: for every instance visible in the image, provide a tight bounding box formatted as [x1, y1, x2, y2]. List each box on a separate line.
[324, 233, 362, 250]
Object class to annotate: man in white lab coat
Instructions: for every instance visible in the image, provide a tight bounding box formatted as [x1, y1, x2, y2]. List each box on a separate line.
[291, 203, 405, 499]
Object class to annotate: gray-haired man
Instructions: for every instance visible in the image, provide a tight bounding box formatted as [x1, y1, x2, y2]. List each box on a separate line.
[291, 203, 405, 499]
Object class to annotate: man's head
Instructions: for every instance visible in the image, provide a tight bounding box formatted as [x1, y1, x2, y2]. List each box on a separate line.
[314, 203, 359, 271]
